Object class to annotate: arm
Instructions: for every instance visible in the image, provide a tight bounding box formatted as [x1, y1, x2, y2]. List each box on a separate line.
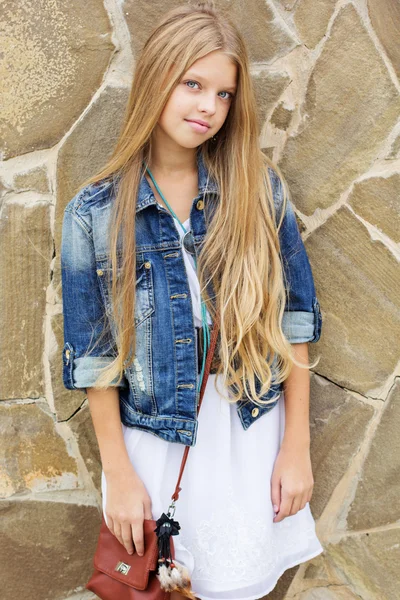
[281, 342, 311, 450]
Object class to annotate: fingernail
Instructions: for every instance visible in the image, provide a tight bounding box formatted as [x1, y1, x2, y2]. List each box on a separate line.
[273, 504, 279, 512]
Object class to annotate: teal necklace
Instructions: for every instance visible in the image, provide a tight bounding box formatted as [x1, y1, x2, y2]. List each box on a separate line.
[144, 163, 211, 391]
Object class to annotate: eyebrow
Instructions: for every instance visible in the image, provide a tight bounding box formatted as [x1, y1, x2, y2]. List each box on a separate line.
[185, 71, 237, 92]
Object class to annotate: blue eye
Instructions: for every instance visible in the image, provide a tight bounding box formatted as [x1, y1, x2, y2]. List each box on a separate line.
[184, 80, 234, 100]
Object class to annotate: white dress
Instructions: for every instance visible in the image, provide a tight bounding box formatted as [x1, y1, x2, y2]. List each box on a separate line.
[101, 215, 324, 600]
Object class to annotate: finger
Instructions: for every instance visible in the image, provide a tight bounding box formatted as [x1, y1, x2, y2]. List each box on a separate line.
[131, 519, 145, 556]
[113, 522, 124, 547]
[270, 476, 281, 516]
[143, 502, 153, 521]
[274, 493, 292, 523]
[121, 521, 135, 555]
[105, 514, 113, 532]
[290, 494, 302, 516]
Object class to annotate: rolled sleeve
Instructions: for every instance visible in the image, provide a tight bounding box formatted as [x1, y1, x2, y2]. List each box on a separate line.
[61, 196, 126, 391]
[269, 168, 322, 344]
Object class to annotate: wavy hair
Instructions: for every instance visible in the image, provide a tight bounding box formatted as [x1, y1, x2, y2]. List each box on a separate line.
[78, 0, 319, 404]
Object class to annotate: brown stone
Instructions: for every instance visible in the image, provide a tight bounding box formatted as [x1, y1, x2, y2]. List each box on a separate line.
[13, 167, 50, 193]
[69, 402, 102, 492]
[0, 403, 78, 499]
[279, 4, 400, 215]
[0, 199, 53, 399]
[326, 528, 400, 598]
[124, 0, 296, 63]
[0, 499, 100, 600]
[270, 102, 294, 131]
[0, 0, 114, 159]
[308, 374, 374, 520]
[348, 173, 400, 244]
[253, 71, 292, 132]
[368, 0, 400, 82]
[347, 379, 400, 529]
[294, 0, 337, 49]
[307, 206, 400, 394]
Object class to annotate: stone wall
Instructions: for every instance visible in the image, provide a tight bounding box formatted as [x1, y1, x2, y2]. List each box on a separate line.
[0, 1, 399, 599]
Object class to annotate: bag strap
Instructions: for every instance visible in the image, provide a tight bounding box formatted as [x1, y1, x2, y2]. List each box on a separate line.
[171, 311, 221, 503]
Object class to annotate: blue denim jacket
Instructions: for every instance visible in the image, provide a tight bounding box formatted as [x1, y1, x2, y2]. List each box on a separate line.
[61, 150, 322, 446]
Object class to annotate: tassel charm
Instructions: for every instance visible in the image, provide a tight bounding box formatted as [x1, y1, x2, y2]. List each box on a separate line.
[154, 503, 196, 600]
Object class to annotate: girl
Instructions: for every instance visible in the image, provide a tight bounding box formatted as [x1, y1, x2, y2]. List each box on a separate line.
[61, 2, 324, 599]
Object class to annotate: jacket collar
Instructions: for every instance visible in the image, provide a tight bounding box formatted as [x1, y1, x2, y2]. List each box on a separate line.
[135, 149, 218, 213]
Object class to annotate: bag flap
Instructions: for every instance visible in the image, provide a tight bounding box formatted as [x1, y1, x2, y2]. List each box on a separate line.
[93, 515, 159, 590]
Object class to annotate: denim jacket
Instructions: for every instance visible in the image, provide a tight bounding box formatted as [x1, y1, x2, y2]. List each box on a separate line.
[61, 150, 322, 446]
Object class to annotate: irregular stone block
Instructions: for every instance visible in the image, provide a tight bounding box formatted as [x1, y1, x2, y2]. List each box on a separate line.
[13, 167, 50, 193]
[308, 374, 374, 520]
[0, 499, 100, 600]
[348, 173, 400, 244]
[280, 4, 400, 215]
[0, 0, 114, 159]
[307, 206, 400, 394]
[0, 403, 78, 499]
[347, 379, 400, 529]
[0, 199, 52, 399]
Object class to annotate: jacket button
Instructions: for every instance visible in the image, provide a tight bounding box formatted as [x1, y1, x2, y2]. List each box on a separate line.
[252, 407, 259, 417]
[196, 200, 204, 210]
[96, 269, 104, 276]
[144, 261, 151, 269]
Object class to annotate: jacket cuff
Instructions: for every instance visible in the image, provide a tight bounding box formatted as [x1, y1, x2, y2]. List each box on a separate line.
[62, 343, 126, 390]
[282, 298, 322, 343]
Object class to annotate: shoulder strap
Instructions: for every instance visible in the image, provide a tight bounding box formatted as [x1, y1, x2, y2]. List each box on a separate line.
[171, 312, 221, 502]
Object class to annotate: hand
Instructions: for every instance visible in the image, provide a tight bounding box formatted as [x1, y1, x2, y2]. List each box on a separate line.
[105, 465, 153, 556]
[270, 441, 314, 523]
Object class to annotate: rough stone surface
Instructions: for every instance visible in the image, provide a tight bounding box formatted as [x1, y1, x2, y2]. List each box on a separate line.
[0, 199, 53, 399]
[124, 0, 296, 63]
[13, 167, 50, 193]
[326, 529, 400, 599]
[69, 403, 102, 492]
[367, 0, 400, 82]
[0, 500, 101, 600]
[253, 71, 292, 132]
[279, 4, 400, 215]
[348, 174, 400, 243]
[0, 403, 78, 498]
[306, 206, 400, 394]
[270, 102, 294, 131]
[308, 374, 374, 520]
[347, 379, 400, 530]
[294, 0, 337, 50]
[0, 0, 114, 159]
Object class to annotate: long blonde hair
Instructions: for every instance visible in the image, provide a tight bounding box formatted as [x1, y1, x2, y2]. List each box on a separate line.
[78, 1, 319, 404]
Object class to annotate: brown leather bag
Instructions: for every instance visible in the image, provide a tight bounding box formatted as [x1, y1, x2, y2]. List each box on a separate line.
[86, 315, 221, 600]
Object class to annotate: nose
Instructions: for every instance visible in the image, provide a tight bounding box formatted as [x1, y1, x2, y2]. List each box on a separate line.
[197, 92, 217, 115]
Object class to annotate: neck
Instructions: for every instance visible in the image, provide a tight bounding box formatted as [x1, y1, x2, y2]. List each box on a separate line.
[148, 128, 198, 177]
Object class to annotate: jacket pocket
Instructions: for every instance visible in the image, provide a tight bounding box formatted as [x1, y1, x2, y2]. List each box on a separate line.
[96, 254, 155, 328]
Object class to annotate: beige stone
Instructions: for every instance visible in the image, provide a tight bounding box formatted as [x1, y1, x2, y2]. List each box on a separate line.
[69, 402, 102, 492]
[279, 4, 400, 215]
[348, 174, 400, 243]
[124, 0, 296, 63]
[0, 403, 78, 498]
[0, 500, 100, 600]
[293, 0, 337, 50]
[308, 374, 374, 520]
[271, 102, 294, 131]
[347, 380, 400, 530]
[253, 71, 292, 132]
[306, 206, 400, 395]
[0, 0, 114, 159]
[367, 0, 400, 82]
[326, 529, 400, 598]
[13, 167, 50, 193]
[0, 199, 52, 399]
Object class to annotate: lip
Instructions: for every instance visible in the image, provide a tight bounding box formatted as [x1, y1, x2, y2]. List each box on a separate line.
[185, 119, 211, 133]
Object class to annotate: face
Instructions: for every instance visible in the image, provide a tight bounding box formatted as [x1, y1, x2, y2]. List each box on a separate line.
[156, 50, 237, 149]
